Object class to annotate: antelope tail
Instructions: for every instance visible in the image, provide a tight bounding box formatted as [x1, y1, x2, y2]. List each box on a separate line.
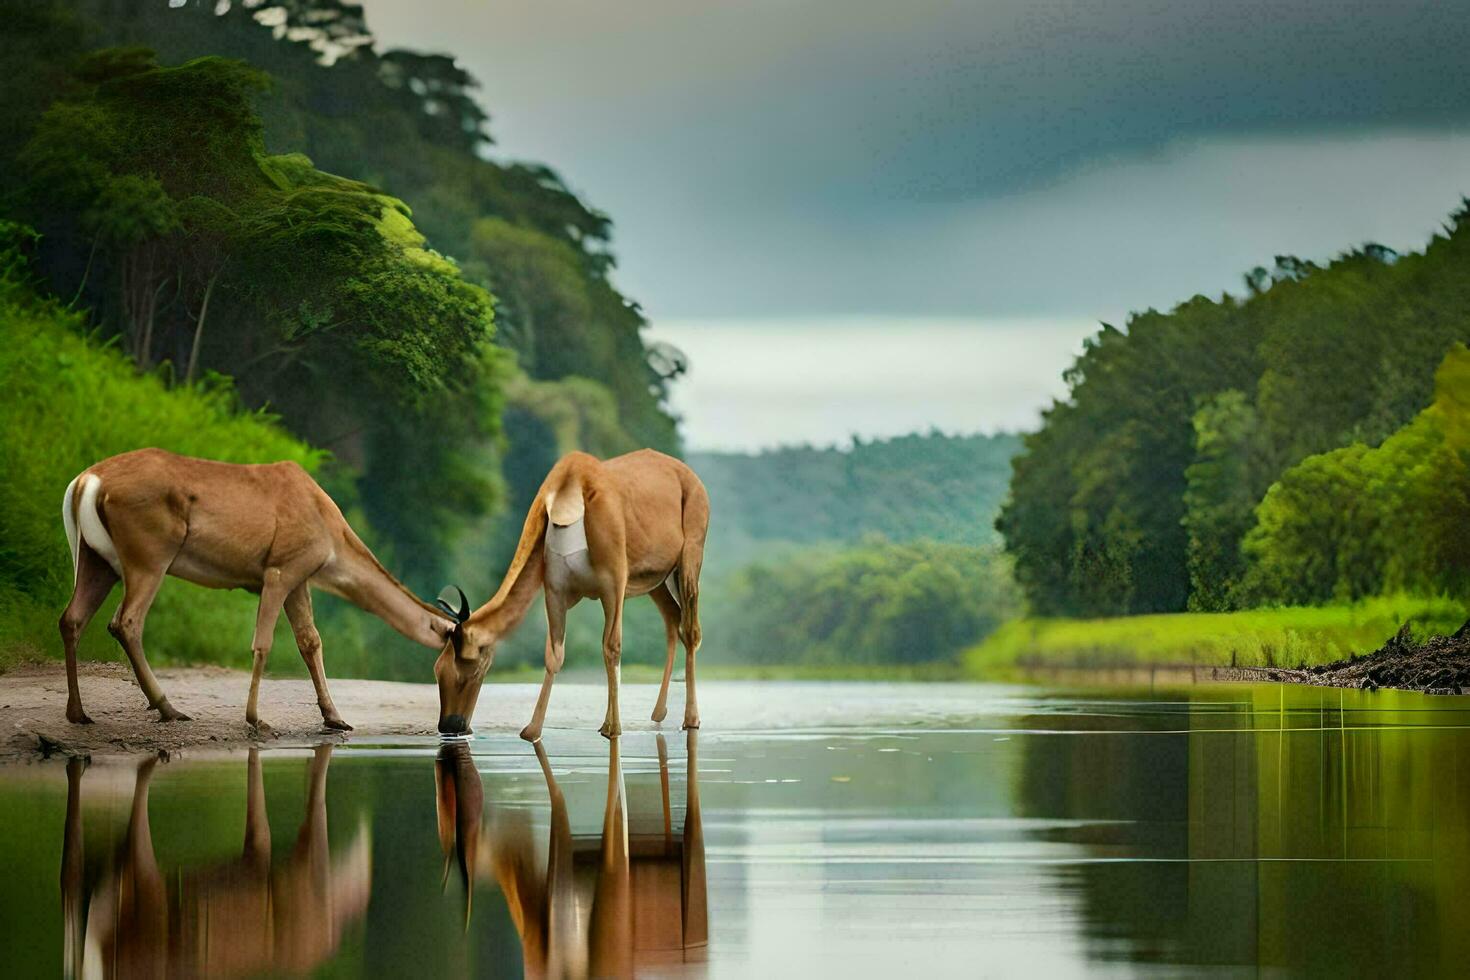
[472, 490, 550, 635]
[61, 476, 81, 585]
[64, 473, 123, 581]
[489, 494, 549, 609]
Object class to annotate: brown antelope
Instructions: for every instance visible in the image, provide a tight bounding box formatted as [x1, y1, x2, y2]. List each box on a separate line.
[434, 732, 707, 977]
[59, 448, 458, 730]
[60, 746, 371, 978]
[434, 449, 709, 739]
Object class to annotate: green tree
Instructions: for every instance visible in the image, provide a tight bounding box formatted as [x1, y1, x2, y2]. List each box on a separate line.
[1242, 346, 1470, 604]
[709, 540, 1021, 666]
[1182, 390, 1269, 610]
[1000, 207, 1470, 615]
[18, 48, 501, 579]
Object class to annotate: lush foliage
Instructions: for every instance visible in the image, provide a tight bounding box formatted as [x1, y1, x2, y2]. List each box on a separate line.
[67, 0, 682, 451]
[999, 217, 1470, 616]
[0, 222, 346, 672]
[1241, 346, 1470, 604]
[708, 540, 1021, 667]
[0, 0, 686, 678]
[13, 48, 505, 579]
[692, 431, 1019, 573]
[0, 0, 681, 595]
[966, 595, 1468, 677]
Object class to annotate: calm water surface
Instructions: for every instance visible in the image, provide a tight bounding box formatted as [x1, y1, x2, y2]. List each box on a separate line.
[4, 681, 1470, 978]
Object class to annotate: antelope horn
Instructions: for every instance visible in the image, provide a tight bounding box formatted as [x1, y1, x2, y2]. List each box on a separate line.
[436, 585, 470, 623]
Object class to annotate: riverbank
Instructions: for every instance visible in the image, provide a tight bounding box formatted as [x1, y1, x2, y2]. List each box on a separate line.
[0, 662, 1014, 763]
[3, 660, 904, 763]
[965, 595, 1467, 680]
[1219, 619, 1470, 694]
[0, 661, 446, 763]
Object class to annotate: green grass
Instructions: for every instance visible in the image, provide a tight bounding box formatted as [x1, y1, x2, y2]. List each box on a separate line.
[0, 230, 333, 675]
[964, 595, 1468, 679]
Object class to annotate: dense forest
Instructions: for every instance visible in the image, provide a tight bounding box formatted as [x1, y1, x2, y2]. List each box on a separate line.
[692, 432, 1018, 572]
[0, 0, 1022, 676]
[0, 0, 683, 676]
[8, 1, 1463, 678]
[710, 539, 1020, 667]
[999, 216, 1470, 618]
[0, 221, 352, 672]
[1, 0, 679, 583]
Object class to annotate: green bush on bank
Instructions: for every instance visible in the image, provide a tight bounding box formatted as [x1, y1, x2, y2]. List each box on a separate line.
[0, 222, 334, 673]
[706, 539, 1022, 667]
[963, 595, 1468, 678]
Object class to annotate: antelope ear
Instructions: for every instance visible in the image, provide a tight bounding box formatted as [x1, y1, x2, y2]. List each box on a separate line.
[436, 585, 470, 623]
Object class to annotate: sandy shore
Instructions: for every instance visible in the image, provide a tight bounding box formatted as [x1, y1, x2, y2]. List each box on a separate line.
[0, 661, 442, 762]
[0, 661, 675, 763]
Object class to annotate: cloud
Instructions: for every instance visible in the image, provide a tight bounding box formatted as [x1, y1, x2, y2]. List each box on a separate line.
[363, 2, 1470, 447]
[364, 0, 1470, 322]
[646, 317, 1092, 450]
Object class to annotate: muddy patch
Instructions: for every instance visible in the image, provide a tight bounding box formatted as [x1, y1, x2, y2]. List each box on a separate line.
[1216, 620, 1470, 694]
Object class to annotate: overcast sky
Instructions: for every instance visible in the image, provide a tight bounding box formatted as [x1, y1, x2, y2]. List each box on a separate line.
[364, 0, 1470, 450]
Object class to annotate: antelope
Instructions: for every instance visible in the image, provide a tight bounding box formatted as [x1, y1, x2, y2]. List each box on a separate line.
[59, 448, 457, 730]
[434, 732, 707, 977]
[433, 449, 709, 739]
[60, 746, 371, 979]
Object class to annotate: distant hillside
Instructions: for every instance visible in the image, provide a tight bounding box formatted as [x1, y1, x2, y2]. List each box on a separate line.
[690, 431, 1021, 572]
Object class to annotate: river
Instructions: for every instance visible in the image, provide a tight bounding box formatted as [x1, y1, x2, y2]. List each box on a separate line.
[3, 681, 1468, 977]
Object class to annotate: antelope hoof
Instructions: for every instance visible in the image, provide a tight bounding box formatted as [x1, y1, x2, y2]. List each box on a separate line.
[682, 714, 701, 731]
[66, 703, 94, 725]
[322, 716, 354, 732]
[651, 703, 669, 723]
[250, 719, 275, 738]
[156, 703, 191, 722]
[599, 720, 621, 739]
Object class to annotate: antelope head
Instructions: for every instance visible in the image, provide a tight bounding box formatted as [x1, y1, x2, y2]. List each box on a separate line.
[433, 586, 492, 735]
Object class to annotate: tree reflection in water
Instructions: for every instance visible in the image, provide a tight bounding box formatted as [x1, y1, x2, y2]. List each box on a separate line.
[1013, 687, 1470, 975]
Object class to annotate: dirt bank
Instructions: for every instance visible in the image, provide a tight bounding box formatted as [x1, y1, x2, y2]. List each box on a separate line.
[0, 661, 697, 764]
[1214, 620, 1470, 694]
[0, 661, 449, 763]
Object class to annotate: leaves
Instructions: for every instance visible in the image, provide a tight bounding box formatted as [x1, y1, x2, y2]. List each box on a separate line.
[1242, 345, 1470, 604]
[1001, 208, 1470, 615]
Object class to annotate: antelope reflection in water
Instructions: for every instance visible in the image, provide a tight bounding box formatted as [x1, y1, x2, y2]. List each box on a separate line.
[435, 733, 708, 977]
[59, 745, 371, 978]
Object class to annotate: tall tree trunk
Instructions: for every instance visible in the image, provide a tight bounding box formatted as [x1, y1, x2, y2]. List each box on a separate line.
[185, 268, 219, 384]
[138, 254, 167, 370]
[67, 233, 100, 310]
[124, 250, 144, 365]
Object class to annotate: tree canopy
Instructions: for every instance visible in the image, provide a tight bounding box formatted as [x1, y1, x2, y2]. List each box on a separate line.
[693, 431, 1019, 573]
[0, 0, 682, 590]
[1241, 345, 1470, 605]
[999, 212, 1470, 616]
[15, 47, 500, 577]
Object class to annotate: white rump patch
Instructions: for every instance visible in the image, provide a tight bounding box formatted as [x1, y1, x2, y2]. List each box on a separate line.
[544, 516, 596, 594]
[545, 516, 589, 557]
[77, 474, 123, 576]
